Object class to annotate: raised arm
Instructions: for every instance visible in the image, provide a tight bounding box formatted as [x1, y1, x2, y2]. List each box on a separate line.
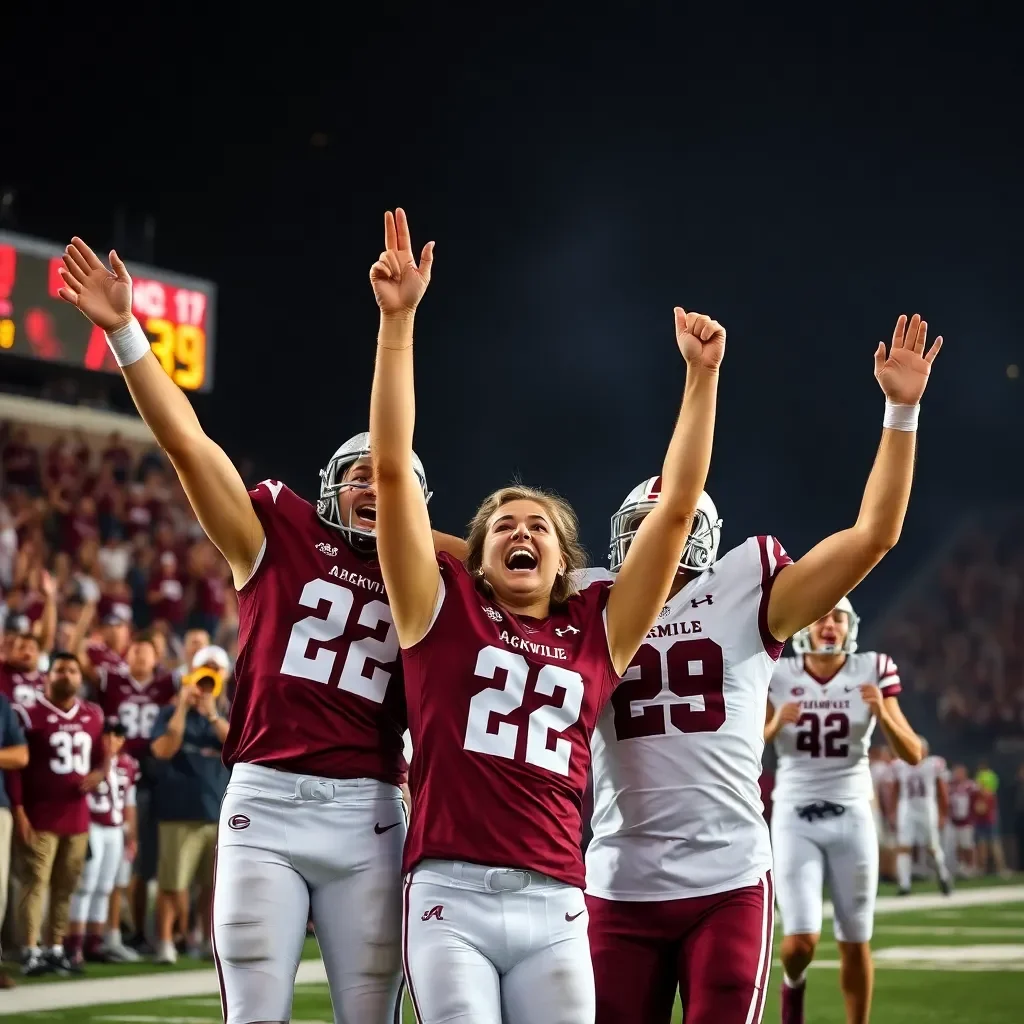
[57, 239, 263, 589]
[767, 314, 943, 641]
[605, 309, 723, 676]
[368, 210, 439, 648]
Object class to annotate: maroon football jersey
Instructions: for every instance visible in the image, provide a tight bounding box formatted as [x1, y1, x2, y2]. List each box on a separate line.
[86, 640, 128, 680]
[10, 696, 105, 834]
[88, 752, 140, 827]
[224, 481, 407, 785]
[0, 664, 46, 708]
[402, 553, 619, 888]
[97, 671, 178, 760]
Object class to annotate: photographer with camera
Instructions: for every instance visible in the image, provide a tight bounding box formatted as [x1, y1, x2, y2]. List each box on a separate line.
[149, 646, 229, 964]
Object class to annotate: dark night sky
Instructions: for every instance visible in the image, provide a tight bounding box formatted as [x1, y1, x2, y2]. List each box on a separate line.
[3, 8, 1021, 620]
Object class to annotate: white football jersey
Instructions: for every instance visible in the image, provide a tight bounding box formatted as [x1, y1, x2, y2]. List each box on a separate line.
[580, 534, 792, 901]
[769, 652, 901, 805]
[893, 754, 946, 807]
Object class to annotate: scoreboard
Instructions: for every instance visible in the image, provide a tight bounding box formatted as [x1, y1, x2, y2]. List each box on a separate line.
[0, 231, 216, 392]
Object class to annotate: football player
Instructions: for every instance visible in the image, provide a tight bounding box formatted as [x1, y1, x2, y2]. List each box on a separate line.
[369, 208, 721, 1024]
[580, 314, 943, 1024]
[57, 237, 463, 1024]
[891, 738, 952, 894]
[947, 763, 978, 877]
[766, 597, 927, 1024]
[66, 719, 139, 964]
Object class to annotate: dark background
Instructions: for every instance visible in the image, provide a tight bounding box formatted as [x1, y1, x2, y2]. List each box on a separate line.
[2, 8, 1021, 620]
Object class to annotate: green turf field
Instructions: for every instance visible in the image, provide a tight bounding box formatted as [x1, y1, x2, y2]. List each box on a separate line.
[3, 882, 1021, 1022]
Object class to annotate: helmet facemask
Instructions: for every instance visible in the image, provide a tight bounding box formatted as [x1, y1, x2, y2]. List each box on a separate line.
[316, 433, 431, 553]
[608, 496, 722, 574]
[792, 598, 860, 656]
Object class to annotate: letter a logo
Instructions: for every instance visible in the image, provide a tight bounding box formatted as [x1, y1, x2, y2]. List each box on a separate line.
[421, 905, 445, 922]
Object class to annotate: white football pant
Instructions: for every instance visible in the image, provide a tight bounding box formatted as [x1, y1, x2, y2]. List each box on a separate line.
[897, 803, 941, 854]
[70, 823, 124, 924]
[771, 800, 878, 943]
[403, 859, 594, 1024]
[213, 763, 406, 1024]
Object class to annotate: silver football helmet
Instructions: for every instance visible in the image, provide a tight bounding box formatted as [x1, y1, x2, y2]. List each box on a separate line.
[317, 432, 431, 550]
[608, 477, 722, 574]
[792, 595, 860, 655]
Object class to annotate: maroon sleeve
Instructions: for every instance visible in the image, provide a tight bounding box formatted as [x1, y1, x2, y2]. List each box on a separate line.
[877, 653, 902, 696]
[755, 535, 794, 660]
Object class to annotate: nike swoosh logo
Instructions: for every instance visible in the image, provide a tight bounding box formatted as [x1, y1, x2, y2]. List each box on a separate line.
[374, 822, 401, 834]
[565, 910, 586, 922]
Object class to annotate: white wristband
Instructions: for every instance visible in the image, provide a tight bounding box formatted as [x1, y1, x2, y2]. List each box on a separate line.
[883, 400, 920, 432]
[104, 317, 150, 367]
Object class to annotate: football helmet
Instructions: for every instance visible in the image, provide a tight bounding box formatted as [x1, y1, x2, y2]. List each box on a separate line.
[792, 595, 860, 655]
[317, 431, 432, 549]
[608, 477, 722, 574]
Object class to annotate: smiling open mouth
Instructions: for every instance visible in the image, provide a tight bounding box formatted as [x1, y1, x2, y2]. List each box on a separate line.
[505, 547, 538, 571]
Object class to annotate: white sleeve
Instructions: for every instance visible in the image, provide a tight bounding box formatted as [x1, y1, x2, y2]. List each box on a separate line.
[126, 784, 138, 809]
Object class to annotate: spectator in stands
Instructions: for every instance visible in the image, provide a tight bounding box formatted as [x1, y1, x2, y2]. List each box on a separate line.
[149, 646, 229, 964]
[9, 653, 109, 976]
[0, 689, 28, 988]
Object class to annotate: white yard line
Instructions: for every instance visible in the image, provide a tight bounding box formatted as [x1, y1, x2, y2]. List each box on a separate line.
[4, 886, 1024, 1016]
[0, 961, 328, 1016]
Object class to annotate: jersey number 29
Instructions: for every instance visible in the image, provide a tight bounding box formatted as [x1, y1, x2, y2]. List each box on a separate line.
[612, 638, 727, 740]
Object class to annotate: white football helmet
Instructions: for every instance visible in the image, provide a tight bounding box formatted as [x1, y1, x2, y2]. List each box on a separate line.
[792, 595, 860, 655]
[317, 432, 431, 550]
[608, 477, 722, 574]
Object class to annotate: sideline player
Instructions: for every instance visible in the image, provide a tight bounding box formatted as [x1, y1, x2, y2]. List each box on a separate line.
[891, 739, 952, 894]
[947, 764, 977, 877]
[576, 313, 943, 1024]
[766, 599, 925, 1024]
[368, 208, 720, 1024]
[57, 237, 462, 1023]
[67, 719, 139, 963]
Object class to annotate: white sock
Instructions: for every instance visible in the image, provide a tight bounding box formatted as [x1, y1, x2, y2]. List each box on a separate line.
[106, 928, 121, 946]
[933, 846, 951, 882]
[784, 970, 807, 988]
[49, 943, 63, 956]
[897, 852, 912, 889]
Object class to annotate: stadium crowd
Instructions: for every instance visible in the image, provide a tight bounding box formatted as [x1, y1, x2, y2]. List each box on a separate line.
[878, 510, 1024, 740]
[0, 419, 238, 985]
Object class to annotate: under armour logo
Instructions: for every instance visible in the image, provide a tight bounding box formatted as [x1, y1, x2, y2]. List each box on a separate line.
[555, 625, 579, 637]
[691, 595, 714, 608]
[421, 905, 445, 921]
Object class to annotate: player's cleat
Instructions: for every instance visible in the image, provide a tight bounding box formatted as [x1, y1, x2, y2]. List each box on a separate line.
[781, 978, 806, 1024]
[938, 875, 953, 896]
[99, 940, 140, 963]
[21, 951, 52, 977]
[46, 948, 84, 976]
[154, 939, 178, 965]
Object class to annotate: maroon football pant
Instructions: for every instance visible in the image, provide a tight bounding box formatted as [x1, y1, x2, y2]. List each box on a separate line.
[587, 873, 773, 1024]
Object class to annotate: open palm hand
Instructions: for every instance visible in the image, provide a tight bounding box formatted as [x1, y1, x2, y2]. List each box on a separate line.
[56, 237, 134, 333]
[874, 314, 943, 405]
